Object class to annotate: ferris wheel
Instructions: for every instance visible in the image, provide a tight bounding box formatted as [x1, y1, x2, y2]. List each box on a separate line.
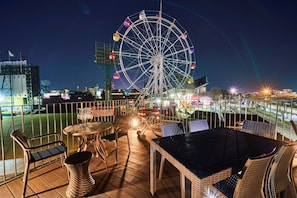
[111, 7, 196, 104]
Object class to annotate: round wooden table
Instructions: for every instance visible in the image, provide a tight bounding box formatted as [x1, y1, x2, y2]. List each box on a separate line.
[63, 122, 113, 170]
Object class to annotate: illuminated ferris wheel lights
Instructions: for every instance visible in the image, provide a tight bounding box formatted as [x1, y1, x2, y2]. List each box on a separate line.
[188, 77, 194, 84]
[181, 31, 188, 40]
[112, 9, 196, 103]
[113, 72, 120, 80]
[124, 17, 131, 27]
[109, 51, 116, 60]
[113, 32, 120, 42]
[156, 11, 161, 20]
[189, 46, 195, 54]
[139, 10, 146, 20]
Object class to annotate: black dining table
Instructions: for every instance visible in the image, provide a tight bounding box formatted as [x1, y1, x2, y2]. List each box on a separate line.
[150, 127, 285, 197]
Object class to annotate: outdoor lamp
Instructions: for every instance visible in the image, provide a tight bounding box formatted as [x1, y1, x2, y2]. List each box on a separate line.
[130, 117, 140, 129]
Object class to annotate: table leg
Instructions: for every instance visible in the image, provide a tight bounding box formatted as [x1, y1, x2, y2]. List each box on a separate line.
[191, 181, 199, 198]
[94, 134, 108, 171]
[150, 143, 156, 195]
[180, 172, 185, 198]
[77, 136, 88, 152]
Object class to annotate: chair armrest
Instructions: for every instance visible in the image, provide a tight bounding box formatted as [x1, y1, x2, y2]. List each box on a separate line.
[117, 126, 129, 131]
[26, 133, 64, 148]
[28, 133, 62, 141]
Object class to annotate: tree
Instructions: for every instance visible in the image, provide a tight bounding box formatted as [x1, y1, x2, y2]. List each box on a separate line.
[208, 87, 228, 102]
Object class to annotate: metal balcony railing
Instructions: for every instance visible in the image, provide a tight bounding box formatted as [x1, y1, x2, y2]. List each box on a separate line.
[1, 98, 297, 183]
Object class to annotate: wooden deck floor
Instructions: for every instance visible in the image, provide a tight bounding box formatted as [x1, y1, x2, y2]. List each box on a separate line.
[1, 127, 297, 198]
[0, 128, 188, 198]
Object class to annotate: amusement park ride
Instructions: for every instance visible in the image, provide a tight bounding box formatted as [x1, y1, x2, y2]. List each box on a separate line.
[96, 1, 198, 138]
[111, 1, 197, 107]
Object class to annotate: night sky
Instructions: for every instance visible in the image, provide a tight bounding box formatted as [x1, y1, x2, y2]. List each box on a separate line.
[1, 0, 296, 92]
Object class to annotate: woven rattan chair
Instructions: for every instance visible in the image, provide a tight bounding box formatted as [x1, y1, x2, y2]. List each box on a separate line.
[10, 129, 67, 198]
[241, 120, 277, 140]
[208, 149, 276, 198]
[188, 119, 209, 133]
[101, 115, 131, 164]
[83, 107, 129, 164]
[266, 143, 297, 198]
[159, 122, 185, 179]
[159, 122, 186, 197]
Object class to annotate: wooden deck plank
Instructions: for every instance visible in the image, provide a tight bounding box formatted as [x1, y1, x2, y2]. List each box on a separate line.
[6, 177, 38, 198]
[0, 183, 14, 198]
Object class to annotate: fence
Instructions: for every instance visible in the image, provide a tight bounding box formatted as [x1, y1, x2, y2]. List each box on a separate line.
[1, 97, 297, 183]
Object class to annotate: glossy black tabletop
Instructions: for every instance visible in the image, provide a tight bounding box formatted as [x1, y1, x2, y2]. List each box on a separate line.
[152, 128, 284, 179]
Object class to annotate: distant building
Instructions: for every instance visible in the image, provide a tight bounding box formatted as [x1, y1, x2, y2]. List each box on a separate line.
[0, 60, 40, 106]
[111, 89, 141, 100]
[42, 89, 96, 105]
[194, 76, 208, 94]
[275, 89, 293, 94]
[42, 76, 209, 105]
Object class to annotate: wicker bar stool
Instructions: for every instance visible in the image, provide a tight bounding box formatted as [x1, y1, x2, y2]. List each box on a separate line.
[64, 151, 95, 198]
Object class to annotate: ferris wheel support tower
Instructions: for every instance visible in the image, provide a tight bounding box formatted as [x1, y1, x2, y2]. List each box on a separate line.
[94, 42, 115, 100]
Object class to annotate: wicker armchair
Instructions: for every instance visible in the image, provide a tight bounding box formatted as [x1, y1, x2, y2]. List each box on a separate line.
[159, 122, 185, 179]
[241, 120, 277, 140]
[159, 122, 186, 197]
[208, 149, 276, 198]
[10, 129, 67, 198]
[266, 143, 297, 198]
[188, 119, 209, 133]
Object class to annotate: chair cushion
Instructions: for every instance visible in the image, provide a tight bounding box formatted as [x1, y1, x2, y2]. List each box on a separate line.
[31, 145, 66, 162]
[212, 174, 239, 198]
[102, 132, 127, 141]
[102, 133, 116, 141]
